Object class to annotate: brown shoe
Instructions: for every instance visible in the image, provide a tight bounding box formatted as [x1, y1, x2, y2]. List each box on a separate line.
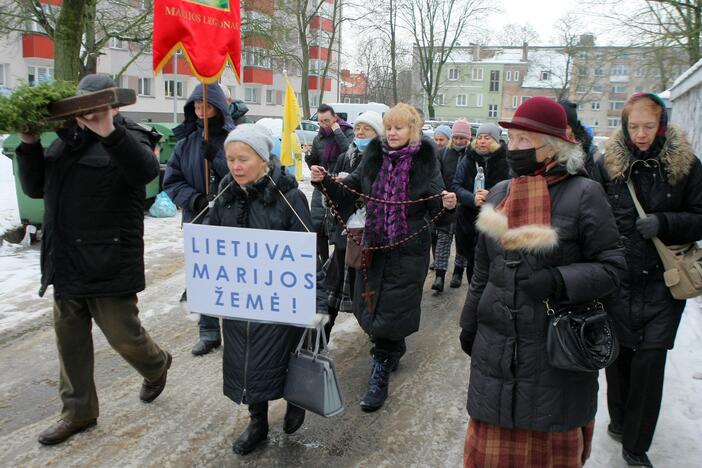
[38, 419, 97, 445]
[140, 352, 172, 403]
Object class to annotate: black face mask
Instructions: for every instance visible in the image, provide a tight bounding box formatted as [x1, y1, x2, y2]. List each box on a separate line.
[507, 145, 548, 176]
[196, 113, 225, 134]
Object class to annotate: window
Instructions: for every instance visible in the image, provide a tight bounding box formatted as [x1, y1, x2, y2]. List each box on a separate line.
[635, 67, 645, 77]
[310, 94, 318, 107]
[608, 118, 621, 128]
[512, 95, 518, 108]
[109, 37, 126, 49]
[164, 79, 183, 98]
[521, 96, 530, 104]
[489, 70, 500, 92]
[138, 77, 152, 96]
[343, 97, 351, 103]
[471, 68, 483, 81]
[476, 94, 483, 107]
[594, 67, 605, 77]
[592, 120, 599, 128]
[591, 101, 600, 111]
[506, 70, 512, 81]
[434, 93, 444, 106]
[27, 66, 53, 86]
[488, 104, 498, 118]
[539, 70, 551, 81]
[456, 94, 467, 107]
[577, 102, 584, 111]
[448, 68, 459, 80]
[611, 84, 627, 94]
[514, 70, 520, 81]
[592, 84, 603, 93]
[266, 89, 274, 105]
[244, 86, 259, 103]
[609, 101, 625, 111]
[244, 49, 271, 69]
[577, 65, 588, 77]
[611, 64, 629, 76]
[0, 64, 6, 86]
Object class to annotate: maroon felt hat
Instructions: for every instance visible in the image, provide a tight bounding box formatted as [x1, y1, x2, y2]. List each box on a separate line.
[498, 96, 572, 143]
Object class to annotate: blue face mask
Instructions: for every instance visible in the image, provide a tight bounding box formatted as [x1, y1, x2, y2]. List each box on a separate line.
[354, 137, 371, 151]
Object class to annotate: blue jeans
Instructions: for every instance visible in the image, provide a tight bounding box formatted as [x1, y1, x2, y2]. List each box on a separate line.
[199, 314, 221, 342]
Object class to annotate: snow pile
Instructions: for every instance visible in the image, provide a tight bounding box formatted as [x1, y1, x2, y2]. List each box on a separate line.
[0, 144, 21, 238]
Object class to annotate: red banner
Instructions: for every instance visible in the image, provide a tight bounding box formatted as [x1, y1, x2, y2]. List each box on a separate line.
[153, 0, 241, 83]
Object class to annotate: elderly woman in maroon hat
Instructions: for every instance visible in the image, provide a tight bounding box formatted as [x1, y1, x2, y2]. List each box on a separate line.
[458, 96, 626, 467]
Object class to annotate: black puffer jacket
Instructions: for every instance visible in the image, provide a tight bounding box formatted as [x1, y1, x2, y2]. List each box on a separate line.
[460, 174, 626, 432]
[208, 163, 326, 404]
[324, 142, 366, 247]
[452, 143, 509, 257]
[16, 115, 160, 299]
[319, 138, 446, 340]
[438, 146, 466, 224]
[592, 126, 702, 349]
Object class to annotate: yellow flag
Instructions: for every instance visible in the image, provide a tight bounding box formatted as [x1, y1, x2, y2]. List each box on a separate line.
[280, 76, 301, 166]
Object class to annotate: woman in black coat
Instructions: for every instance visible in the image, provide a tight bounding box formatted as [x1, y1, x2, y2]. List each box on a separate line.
[593, 93, 702, 467]
[311, 103, 457, 412]
[451, 123, 510, 287]
[460, 97, 626, 467]
[208, 124, 327, 456]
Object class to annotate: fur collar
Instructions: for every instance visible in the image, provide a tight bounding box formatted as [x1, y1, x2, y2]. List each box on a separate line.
[219, 161, 298, 205]
[603, 126, 695, 185]
[476, 203, 559, 253]
[362, 137, 438, 180]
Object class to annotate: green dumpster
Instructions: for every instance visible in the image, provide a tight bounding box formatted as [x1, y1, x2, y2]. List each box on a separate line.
[1, 123, 173, 226]
[2, 132, 57, 226]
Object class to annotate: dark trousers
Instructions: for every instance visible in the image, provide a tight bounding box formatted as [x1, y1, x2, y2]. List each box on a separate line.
[606, 347, 667, 453]
[198, 314, 221, 342]
[371, 337, 407, 361]
[53, 294, 169, 421]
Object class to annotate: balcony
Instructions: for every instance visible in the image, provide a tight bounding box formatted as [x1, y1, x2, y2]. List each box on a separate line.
[308, 75, 332, 91]
[22, 33, 54, 59]
[244, 68, 273, 85]
[309, 46, 331, 61]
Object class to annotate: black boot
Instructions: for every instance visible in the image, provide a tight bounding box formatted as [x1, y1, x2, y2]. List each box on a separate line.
[283, 402, 306, 434]
[431, 270, 445, 292]
[450, 267, 464, 288]
[622, 448, 653, 467]
[232, 402, 269, 455]
[360, 356, 390, 412]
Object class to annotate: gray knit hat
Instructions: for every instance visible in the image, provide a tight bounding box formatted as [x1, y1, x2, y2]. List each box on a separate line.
[354, 111, 384, 136]
[476, 122, 501, 142]
[224, 124, 274, 161]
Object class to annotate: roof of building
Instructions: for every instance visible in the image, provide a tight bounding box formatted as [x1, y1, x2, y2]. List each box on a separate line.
[521, 49, 569, 89]
[669, 57, 702, 100]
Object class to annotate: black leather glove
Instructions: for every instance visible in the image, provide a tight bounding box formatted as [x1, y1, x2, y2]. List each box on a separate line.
[193, 194, 208, 214]
[201, 141, 220, 162]
[520, 267, 564, 301]
[459, 329, 473, 356]
[636, 214, 660, 239]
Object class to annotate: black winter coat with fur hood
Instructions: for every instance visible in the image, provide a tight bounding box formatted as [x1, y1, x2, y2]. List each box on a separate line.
[460, 173, 626, 432]
[318, 138, 446, 340]
[593, 126, 702, 350]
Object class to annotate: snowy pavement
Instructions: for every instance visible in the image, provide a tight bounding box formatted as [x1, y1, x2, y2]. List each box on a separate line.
[0, 158, 701, 466]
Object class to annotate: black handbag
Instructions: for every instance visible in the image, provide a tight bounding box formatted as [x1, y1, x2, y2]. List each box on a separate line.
[544, 299, 619, 372]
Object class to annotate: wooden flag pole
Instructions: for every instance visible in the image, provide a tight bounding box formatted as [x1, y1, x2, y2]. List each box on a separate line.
[202, 80, 211, 196]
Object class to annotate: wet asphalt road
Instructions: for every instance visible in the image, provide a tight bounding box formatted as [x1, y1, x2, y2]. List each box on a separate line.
[0, 253, 471, 467]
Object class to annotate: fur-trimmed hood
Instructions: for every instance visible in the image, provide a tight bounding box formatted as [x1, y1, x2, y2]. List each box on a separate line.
[362, 136, 439, 181]
[603, 125, 695, 185]
[476, 202, 559, 253]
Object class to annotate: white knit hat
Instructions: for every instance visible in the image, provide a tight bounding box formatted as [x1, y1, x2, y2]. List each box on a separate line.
[354, 111, 384, 136]
[224, 124, 274, 161]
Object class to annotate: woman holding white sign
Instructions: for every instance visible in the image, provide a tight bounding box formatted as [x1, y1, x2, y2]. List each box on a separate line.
[311, 103, 457, 412]
[208, 124, 327, 456]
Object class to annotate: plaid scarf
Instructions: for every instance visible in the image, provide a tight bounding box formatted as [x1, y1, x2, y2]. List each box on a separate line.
[364, 142, 420, 246]
[496, 161, 567, 228]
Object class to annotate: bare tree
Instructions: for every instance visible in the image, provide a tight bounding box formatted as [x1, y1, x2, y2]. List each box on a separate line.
[355, 35, 413, 104]
[495, 23, 540, 46]
[401, 0, 489, 119]
[0, 0, 153, 82]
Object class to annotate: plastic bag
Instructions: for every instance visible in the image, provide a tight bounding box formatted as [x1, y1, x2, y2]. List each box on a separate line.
[149, 191, 177, 218]
[345, 208, 366, 268]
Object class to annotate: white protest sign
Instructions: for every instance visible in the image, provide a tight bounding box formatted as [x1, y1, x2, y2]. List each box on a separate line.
[183, 223, 317, 327]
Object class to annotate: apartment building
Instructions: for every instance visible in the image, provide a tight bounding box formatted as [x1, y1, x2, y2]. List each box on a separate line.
[0, 0, 341, 123]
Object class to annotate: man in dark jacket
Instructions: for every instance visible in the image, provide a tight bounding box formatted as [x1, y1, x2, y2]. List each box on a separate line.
[16, 74, 172, 446]
[163, 83, 235, 355]
[304, 103, 354, 263]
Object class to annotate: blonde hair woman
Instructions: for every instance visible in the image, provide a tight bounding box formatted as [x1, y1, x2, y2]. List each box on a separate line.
[311, 103, 456, 412]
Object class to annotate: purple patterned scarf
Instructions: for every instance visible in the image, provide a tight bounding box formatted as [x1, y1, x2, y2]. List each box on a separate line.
[364, 141, 421, 246]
